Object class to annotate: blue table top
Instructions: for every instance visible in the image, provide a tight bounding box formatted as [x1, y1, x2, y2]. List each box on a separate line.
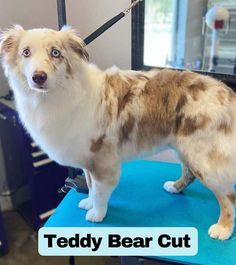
[45, 160, 236, 265]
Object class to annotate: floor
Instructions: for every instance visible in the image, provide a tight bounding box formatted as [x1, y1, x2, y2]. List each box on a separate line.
[1, 211, 120, 265]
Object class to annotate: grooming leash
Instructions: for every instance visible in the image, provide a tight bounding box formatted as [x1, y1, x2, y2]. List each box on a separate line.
[58, 0, 143, 196]
[83, 0, 143, 45]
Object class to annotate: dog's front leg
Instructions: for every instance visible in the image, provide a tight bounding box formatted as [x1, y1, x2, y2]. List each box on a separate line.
[85, 163, 120, 223]
[78, 169, 93, 210]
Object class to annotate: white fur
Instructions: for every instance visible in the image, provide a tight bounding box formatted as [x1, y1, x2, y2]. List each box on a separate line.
[163, 181, 179, 193]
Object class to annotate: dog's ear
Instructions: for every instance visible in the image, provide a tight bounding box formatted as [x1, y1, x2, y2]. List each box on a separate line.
[0, 25, 24, 55]
[61, 26, 89, 62]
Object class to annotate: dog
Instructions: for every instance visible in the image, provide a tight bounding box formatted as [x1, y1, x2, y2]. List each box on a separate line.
[0, 25, 235, 240]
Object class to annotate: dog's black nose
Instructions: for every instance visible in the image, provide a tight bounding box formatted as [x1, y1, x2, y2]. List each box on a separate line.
[32, 71, 47, 86]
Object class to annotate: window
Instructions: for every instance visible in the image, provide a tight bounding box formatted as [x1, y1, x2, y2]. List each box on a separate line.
[132, 0, 236, 89]
[144, 0, 175, 67]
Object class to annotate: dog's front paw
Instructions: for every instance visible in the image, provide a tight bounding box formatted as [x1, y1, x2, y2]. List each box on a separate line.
[86, 208, 107, 222]
[78, 198, 93, 210]
[208, 224, 232, 240]
[163, 181, 179, 193]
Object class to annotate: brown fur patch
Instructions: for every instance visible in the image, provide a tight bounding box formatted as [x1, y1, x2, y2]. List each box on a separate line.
[138, 71, 181, 136]
[136, 70, 202, 148]
[174, 169, 195, 191]
[104, 72, 149, 121]
[117, 89, 134, 118]
[103, 69, 231, 153]
[162, 90, 170, 106]
[189, 168, 203, 180]
[175, 94, 187, 113]
[182, 117, 200, 135]
[188, 79, 206, 101]
[119, 115, 135, 145]
[174, 114, 184, 134]
[217, 121, 232, 134]
[1, 36, 14, 53]
[189, 80, 206, 91]
[90, 134, 106, 153]
[69, 39, 89, 61]
[102, 82, 113, 122]
[103, 74, 119, 122]
[173, 179, 186, 191]
[0, 35, 19, 66]
[142, 70, 191, 89]
[135, 73, 150, 81]
[177, 114, 211, 136]
[172, 169, 196, 192]
[227, 193, 236, 205]
[87, 143, 118, 184]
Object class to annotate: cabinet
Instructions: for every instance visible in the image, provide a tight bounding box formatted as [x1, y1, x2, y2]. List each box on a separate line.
[0, 100, 68, 228]
[0, 209, 8, 255]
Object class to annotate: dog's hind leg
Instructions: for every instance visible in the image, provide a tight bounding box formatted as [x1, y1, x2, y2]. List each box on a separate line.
[187, 159, 235, 239]
[184, 160, 235, 239]
[163, 164, 195, 193]
[208, 186, 235, 240]
[78, 169, 93, 210]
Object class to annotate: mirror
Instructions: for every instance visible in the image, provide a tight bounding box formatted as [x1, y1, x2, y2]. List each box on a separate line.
[143, 0, 236, 74]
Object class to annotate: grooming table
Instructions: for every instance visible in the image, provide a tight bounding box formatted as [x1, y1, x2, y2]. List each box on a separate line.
[45, 160, 236, 265]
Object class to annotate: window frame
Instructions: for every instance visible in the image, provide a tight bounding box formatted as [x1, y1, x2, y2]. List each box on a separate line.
[131, 0, 236, 91]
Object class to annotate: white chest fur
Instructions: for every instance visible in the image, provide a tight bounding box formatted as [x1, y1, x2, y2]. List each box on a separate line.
[14, 79, 100, 168]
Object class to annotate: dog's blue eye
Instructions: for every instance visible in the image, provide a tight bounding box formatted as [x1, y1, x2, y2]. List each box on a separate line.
[22, 48, 31, 57]
[51, 48, 61, 58]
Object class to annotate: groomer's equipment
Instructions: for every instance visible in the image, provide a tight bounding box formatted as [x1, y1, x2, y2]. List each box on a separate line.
[57, 169, 88, 197]
[83, 0, 143, 46]
[202, 6, 230, 72]
[57, 0, 143, 44]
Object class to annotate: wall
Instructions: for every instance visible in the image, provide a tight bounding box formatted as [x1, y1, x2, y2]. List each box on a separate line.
[66, 0, 131, 69]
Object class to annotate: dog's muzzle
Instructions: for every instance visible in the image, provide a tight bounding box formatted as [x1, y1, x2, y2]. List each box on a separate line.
[32, 71, 47, 87]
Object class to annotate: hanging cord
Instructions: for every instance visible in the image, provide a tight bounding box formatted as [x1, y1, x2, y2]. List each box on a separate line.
[83, 0, 143, 46]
